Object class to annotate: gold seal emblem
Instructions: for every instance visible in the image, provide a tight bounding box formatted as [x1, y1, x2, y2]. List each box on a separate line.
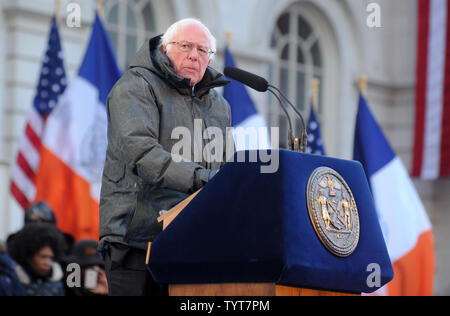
[306, 167, 360, 257]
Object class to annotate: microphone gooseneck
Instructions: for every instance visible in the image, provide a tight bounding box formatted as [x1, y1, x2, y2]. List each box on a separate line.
[224, 66, 307, 152]
[266, 89, 295, 150]
[268, 85, 308, 153]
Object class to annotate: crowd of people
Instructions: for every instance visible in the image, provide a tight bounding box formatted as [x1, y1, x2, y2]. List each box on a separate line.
[0, 202, 108, 296]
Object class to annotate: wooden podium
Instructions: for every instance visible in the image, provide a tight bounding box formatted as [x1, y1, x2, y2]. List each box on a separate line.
[145, 150, 393, 296]
[147, 191, 358, 296]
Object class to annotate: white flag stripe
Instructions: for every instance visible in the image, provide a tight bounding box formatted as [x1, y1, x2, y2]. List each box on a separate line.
[27, 106, 44, 138]
[370, 157, 432, 262]
[18, 134, 41, 172]
[233, 114, 271, 151]
[43, 77, 97, 166]
[11, 164, 36, 201]
[42, 76, 106, 202]
[422, 0, 448, 179]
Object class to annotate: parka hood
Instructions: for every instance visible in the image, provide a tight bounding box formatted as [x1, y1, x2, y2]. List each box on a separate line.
[129, 35, 230, 97]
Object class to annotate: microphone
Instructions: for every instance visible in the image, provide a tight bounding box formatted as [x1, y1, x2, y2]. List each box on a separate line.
[224, 66, 307, 152]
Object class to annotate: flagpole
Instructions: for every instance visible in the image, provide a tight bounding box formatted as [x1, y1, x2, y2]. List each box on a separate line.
[97, 0, 104, 18]
[359, 75, 367, 97]
[225, 30, 232, 48]
[55, 0, 61, 24]
[311, 78, 319, 113]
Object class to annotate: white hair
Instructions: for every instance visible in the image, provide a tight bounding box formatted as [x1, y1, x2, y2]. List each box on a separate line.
[161, 18, 217, 60]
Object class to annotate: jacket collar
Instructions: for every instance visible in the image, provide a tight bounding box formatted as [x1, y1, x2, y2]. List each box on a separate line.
[15, 262, 63, 284]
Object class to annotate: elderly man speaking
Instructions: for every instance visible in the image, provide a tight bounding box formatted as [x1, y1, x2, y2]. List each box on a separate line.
[99, 18, 232, 296]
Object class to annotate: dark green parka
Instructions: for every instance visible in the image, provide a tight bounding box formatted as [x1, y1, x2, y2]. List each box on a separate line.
[99, 36, 231, 252]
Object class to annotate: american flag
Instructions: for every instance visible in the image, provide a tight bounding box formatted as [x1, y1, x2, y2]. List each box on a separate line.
[306, 104, 326, 156]
[413, 0, 450, 179]
[10, 17, 67, 209]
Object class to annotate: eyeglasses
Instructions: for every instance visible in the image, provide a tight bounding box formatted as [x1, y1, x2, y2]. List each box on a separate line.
[167, 41, 215, 58]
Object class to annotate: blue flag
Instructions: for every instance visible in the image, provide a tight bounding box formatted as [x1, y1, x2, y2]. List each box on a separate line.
[353, 94, 395, 180]
[306, 105, 325, 155]
[223, 47, 270, 150]
[223, 47, 258, 126]
[78, 12, 122, 104]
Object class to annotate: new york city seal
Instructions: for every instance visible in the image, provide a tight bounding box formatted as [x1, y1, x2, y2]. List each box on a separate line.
[306, 167, 360, 257]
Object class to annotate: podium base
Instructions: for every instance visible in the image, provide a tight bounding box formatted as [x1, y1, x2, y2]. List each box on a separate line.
[169, 283, 360, 296]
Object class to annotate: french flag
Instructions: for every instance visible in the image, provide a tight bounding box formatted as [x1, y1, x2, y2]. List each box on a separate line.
[354, 94, 435, 296]
[34, 13, 121, 241]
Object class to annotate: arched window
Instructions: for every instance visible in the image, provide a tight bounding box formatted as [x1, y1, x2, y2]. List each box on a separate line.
[271, 8, 323, 148]
[104, 0, 156, 70]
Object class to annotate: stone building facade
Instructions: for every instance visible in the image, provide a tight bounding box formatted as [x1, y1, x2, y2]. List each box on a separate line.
[0, 0, 448, 294]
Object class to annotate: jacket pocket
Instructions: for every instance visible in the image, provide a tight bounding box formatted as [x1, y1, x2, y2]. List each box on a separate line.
[104, 161, 126, 183]
[123, 191, 162, 244]
[123, 192, 145, 243]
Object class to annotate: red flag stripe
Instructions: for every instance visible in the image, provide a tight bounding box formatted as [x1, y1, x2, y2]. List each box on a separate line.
[25, 123, 43, 152]
[413, 0, 430, 177]
[16, 152, 36, 183]
[10, 125, 41, 211]
[10, 181, 31, 210]
[440, 1, 450, 176]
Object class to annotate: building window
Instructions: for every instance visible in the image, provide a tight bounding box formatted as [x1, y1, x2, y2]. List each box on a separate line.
[104, 0, 156, 70]
[271, 9, 323, 148]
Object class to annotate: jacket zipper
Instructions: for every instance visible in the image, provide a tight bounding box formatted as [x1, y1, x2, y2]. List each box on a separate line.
[190, 93, 211, 170]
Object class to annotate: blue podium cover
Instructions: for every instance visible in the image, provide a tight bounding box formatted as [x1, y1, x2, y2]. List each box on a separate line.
[148, 150, 393, 294]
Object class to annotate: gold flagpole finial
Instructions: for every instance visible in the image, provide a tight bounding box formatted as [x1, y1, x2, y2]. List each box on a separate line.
[225, 30, 232, 47]
[55, 0, 61, 23]
[311, 78, 320, 111]
[97, 0, 104, 18]
[359, 75, 367, 96]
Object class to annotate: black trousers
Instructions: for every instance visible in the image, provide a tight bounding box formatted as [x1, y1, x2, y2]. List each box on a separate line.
[104, 243, 167, 296]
